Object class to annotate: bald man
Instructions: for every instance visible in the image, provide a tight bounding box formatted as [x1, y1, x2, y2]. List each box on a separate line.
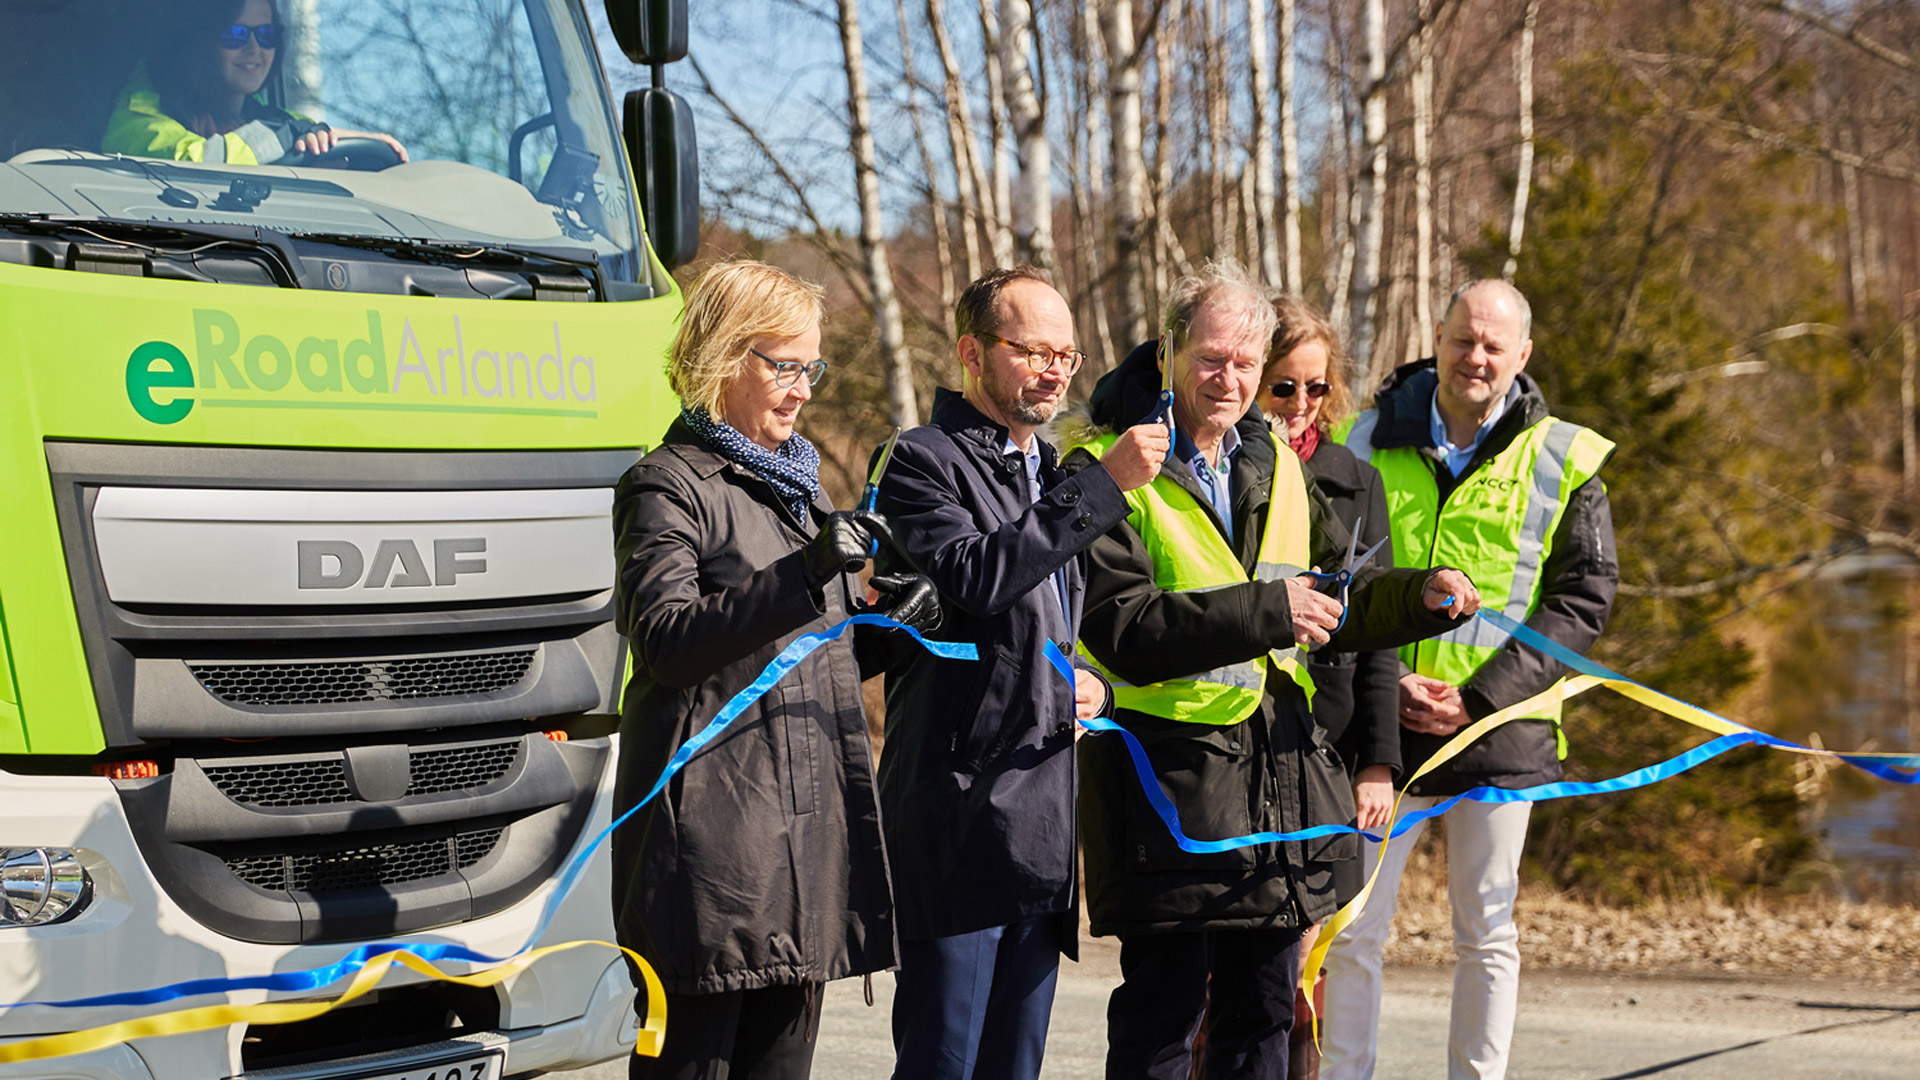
[1321, 280, 1619, 1080]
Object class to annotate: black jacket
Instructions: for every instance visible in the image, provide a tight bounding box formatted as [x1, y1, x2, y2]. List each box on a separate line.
[1299, 438, 1403, 907]
[873, 388, 1131, 950]
[1358, 360, 1618, 796]
[1063, 342, 1462, 936]
[610, 418, 896, 995]
[1299, 439, 1403, 781]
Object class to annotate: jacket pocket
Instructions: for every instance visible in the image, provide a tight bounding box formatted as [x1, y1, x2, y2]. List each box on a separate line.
[952, 643, 1020, 770]
[1122, 720, 1259, 873]
[1302, 744, 1359, 864]
[770, 690, 817, 817]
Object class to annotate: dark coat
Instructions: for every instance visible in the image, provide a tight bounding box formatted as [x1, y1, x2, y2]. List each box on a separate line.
[1356, 360, 1618, 796]
[872, 388, 1131, 952]
[610, 417, 896, 995]
[1299, 438, 1404, 906]
[1063, 341, 1461, 936]
[1299, 439, 1404, 780]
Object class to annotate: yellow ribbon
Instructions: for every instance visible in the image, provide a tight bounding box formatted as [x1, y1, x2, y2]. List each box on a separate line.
[1299, 666, 1920, 1043]
[0, 941, 666, 1065]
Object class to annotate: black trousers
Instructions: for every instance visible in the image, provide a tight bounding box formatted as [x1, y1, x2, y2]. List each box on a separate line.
[630, 983, 823, 1080]
[1105, 928, 1303, 1080]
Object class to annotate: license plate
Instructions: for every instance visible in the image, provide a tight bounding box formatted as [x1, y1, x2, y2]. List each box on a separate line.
[343, 1050, 502, 1080]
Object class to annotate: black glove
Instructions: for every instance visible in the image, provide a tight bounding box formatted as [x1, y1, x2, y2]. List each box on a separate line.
[802, 510, 890, 588]
[862, 572, 943, 632]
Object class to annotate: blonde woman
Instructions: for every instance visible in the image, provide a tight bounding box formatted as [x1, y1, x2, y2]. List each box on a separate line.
[611, 259, 937, 1079]
[1264, 296, 1398, 1080]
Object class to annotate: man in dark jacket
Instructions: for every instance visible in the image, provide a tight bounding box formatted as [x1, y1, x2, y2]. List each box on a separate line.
[1319, 279, 1617, 1080]
[1063, 259, 1481, 1080]
[873, 266, 1171, 1080]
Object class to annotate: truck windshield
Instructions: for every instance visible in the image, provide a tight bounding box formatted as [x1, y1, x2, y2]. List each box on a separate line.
[0, 0, 643, 281]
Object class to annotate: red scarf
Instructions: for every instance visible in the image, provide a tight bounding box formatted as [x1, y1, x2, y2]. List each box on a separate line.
[1289, 423, 1322, 462]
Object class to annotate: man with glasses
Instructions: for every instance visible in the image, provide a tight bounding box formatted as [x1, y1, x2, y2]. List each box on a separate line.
[872, 266, 1169, 1080]
[1064, 259, 1481, 1079]
[1320, 279, 1617, 1080]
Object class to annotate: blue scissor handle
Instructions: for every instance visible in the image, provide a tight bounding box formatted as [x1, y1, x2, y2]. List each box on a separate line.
[1295, 567, 1354, 637]
[861, 487, 881, 557]
[1143, 389, 1178, 463]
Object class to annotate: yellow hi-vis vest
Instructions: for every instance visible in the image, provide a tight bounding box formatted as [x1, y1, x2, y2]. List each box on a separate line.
[1339, 409, 1614, 740]
[1074, 428, 1316, 725]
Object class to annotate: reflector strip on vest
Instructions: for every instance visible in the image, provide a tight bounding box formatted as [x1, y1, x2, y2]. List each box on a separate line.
[1074, 430, 1316, 725]
[1342, 408, 1613, 728]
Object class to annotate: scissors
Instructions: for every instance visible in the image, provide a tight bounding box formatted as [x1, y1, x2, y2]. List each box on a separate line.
[1297, 517, 1389, 638]
[1140, 340, 1178, 463]
[861, 426, 903, 554]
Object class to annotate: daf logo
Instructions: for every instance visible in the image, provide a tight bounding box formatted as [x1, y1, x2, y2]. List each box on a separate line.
[297, 538, 487, 590]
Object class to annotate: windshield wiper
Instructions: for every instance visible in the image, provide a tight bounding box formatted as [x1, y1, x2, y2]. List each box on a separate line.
[0, 214, 308, 287]
[290, 231, 603, 300]
[290, 231, 599, 271]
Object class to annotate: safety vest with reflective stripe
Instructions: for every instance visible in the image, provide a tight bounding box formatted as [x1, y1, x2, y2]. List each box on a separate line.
[1340, 409, 1613, 732]
[1074, 429, 1317, 725]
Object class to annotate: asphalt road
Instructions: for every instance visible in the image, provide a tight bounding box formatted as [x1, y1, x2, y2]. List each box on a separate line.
[560, 939, 1920, 1078]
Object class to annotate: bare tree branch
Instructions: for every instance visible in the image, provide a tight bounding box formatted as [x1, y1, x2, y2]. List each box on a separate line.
[687, 55, 873, 307]
[1740, 0, 1916, 74]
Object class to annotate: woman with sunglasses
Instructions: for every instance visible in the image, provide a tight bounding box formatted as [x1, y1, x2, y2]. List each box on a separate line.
[1264, 295, 1399, 1080]
[612, 259, 940, 1079]
[103, 0, 406, 165]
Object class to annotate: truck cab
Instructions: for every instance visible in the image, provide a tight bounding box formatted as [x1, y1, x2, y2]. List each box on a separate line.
[0, 2, 693, 1077]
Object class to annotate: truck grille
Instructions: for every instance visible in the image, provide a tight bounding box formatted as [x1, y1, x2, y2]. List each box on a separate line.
[202, 740, 522, 808]
[189, 648, 538, 707]
[226, 828, 505, 893]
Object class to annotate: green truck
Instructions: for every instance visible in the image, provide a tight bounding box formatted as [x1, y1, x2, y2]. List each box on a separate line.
[0, 2, 696, 1076]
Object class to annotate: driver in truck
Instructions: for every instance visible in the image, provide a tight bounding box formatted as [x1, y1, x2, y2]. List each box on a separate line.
[101, 0, 408, 166]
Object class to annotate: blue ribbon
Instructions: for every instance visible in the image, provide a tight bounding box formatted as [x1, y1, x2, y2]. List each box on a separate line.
[1473, 608, 1920, 780]
[1051, 609, 1920, 860]
[10, 614, 975, 1012]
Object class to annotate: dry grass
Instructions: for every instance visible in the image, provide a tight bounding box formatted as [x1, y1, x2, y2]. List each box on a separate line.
[1382, 849, 1920, 987]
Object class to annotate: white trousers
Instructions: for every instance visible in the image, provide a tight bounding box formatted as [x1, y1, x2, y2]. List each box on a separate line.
[1320, 795, 1534, 1080]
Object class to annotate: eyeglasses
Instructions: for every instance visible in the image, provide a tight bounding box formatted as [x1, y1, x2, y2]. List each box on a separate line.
[1270, 378, 1331, 400]
[977, 333, 1086, 376]
[220, 23, 282, 50]
[751, 348, 828, 389]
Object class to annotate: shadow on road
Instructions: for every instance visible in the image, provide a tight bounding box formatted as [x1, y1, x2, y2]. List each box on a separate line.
[1594, 1001, 1920, 1079]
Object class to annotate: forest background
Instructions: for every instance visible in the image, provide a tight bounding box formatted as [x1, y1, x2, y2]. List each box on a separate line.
[597, 0, 1920, 911]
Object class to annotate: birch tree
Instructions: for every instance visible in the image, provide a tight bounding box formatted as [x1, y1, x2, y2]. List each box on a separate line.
[925, 0, 989, 283]
[835, 0, 918, 428]
[894, 0, 956, 315]
[980, 0, 1017, 266]
[1410, 1, 1435, 354]
[1349, 0, 1389, 377]
[1000, 0, 1054, 270]
[1503, 0, 1539, 281]
[1277, 0, 1303, 292]
[1105, 0, 1150, 344]
[1324, 17, 1356, 332]
[1072, 0, 1116, 370]
[1247, 0, 1282, 286]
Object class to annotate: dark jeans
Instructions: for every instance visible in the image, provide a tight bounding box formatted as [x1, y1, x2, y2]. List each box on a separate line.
[1105, 928, 1303, 1080]
[630, 982, 822, 1080]
[890, 914, 1064, 1080]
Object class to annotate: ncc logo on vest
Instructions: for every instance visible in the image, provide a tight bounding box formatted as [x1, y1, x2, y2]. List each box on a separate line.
[297, 538, 487, 590]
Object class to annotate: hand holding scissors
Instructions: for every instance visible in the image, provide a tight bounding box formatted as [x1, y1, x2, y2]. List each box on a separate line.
[1293, 518, 1390, 646]
[859, 427, 903, 554]
[1140, 342, 1178, 464]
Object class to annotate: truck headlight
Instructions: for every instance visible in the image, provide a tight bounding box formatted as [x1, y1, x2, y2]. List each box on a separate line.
[0, 848, 94, 927]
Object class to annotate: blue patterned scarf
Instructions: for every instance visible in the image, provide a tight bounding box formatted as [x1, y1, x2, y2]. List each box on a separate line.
[681, 406, 823, 522]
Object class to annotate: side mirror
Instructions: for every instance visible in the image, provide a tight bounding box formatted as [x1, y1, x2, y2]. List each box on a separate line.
[606, 0, 688, 65]
[623, 88, 700, 271]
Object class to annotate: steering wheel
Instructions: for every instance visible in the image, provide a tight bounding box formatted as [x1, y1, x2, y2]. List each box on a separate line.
[282, 137, 403, 172]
